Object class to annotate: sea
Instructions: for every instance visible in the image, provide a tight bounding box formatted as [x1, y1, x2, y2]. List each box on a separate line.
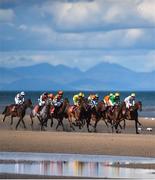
[0, 91, 155, 118]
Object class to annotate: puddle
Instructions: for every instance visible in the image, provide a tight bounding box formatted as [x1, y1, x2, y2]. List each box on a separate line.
[0, 152, 154, 178]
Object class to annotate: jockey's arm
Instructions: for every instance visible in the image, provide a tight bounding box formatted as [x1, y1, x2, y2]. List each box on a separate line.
[132, 100, 135, 106]
[109, 99, 113, 106]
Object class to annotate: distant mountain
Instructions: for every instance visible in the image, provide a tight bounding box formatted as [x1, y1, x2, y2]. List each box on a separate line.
[12, 63, 83, 84]
[0, 62, 155, 91]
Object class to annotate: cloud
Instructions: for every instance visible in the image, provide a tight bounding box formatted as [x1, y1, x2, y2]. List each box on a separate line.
[0, 9, 15, 22]
[137, 0, 155, 23]
[18, 24, 27, 31]
[40, 0, 155, 32]
[0, 0, 155, 72]
[14, 25, 154, 50]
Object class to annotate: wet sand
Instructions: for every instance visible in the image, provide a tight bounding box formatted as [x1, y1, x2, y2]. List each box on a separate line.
[0, 115, 155, 158]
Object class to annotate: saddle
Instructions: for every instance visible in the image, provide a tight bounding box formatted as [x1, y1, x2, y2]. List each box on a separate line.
[11, 104, 18, 112]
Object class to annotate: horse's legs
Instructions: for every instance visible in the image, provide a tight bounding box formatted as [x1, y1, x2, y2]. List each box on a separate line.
[94, 119, 99, 132]
[56, 118, 65, 131]
[42, 118, 48, 127]
[2, 114, 7, 122]
[135, 118, 139, 134]
[56, 119, 61, 130]
[103, 118, 109, 128]
[21, 118, 26, 129]
[16, 117, 22, 130]
[115, 121, 121, 133]
[30, 114, 34, 128]
[137, 120, 144, 129]
[123, 119, 126, 129]
[109, 118, 114, 133]
[68, 114, 75, 131]
[118, 123, 123, 130]
[40, 118, 45, 131]
[50, 117, 53, 128]
[60, 118, 65, 131]
[86, 118, 91, 132]
[10, 115, 14, 125]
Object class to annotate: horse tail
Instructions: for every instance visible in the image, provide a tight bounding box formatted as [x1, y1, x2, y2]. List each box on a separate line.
[2, 106, 8, 114]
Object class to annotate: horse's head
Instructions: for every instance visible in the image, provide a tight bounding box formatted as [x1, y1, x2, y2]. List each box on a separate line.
[24, 99, 33, 109]
[45, 99, 51, 106]
[136, 101, 142, 111]
[63, 98, 69, 105]
[79, 98, 89, 112]
[97, 101, 106, 112]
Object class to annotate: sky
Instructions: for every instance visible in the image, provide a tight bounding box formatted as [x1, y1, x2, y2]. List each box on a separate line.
[0, 0, 155, 72]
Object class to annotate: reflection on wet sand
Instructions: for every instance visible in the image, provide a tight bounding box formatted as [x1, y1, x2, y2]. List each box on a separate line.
[0, 160, 154, 178]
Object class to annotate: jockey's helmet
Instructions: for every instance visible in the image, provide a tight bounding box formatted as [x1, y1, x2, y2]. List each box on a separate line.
[109, 93, 113, 97]
[95, 94, 99, 98]
[48, 93, 54, 99]
[78, 92, 83, 97]
[92, 95, 96, 100]
[115, 92, 120, 97]
[21, 91, 25, 96]
[79, 92, 84, 97]
[43, 92, 48, 96]
[131, 93, 136, 97]
[58, 90, 63, 95]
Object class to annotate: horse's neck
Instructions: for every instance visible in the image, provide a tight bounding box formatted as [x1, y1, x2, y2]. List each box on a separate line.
[58, 103, 65, 113]
[132, 104, 138, 111]
[20, 103, 27, 110]
[42, 104, 50, 113]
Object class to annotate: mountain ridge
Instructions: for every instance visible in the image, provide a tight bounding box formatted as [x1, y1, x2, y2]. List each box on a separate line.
[0, 62, 155, 91]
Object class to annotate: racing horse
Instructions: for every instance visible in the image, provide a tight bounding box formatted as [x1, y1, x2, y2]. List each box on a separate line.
[114, 101, 143, 134]
[2, 99, 33, 129]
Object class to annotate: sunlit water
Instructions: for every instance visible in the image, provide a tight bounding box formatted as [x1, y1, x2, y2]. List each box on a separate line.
[0, 152, 155, 178]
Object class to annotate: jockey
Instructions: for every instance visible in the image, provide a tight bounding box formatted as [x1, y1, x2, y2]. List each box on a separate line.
[115, 92, 121, 105]
[124, 93, 136, 109]
[48, 93, 54, 103]
[95, 94, 99, 101]
[15, 91, 25, 105]
[88, 94, 98, 108]
[53, 90, 64, 107]
[109, 93, 116, 106]
[38, 92, 48, 106]
[103, 94, 110, 106]
[73, 92, 84, 106]
[88, 94, 94, 103]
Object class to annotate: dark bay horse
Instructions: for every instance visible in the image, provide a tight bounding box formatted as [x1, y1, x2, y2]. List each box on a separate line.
[2, 99, 33, 130]
[104, 104, 124, 133]
[49, 98, 70, 131]
[86, 101, 105, 132]
[114, 101, 143, 134]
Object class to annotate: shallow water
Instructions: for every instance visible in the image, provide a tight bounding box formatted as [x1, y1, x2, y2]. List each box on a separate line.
[0, 152, 155, 178]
